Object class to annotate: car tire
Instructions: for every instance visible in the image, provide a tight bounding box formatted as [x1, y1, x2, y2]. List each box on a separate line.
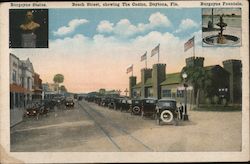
[160, 110, 174, 123]
[132, 106, 140, 114]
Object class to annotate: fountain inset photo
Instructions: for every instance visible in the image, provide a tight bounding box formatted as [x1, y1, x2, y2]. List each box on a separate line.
[202, 8, 241, 47]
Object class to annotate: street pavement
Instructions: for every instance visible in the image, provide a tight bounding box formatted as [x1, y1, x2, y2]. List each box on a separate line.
[10, 100, 242, 152]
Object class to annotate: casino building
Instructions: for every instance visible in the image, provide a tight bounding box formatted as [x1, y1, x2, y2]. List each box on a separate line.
[129, 56, 242, 105]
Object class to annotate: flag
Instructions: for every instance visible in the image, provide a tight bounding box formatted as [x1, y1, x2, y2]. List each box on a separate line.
[141, 52, 147, 61]
[151, 44, 160, 57]
[126, 64, 133, 74]
[184, 36, 194, 52]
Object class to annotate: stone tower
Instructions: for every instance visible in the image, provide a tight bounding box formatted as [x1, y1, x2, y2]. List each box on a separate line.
[186, 56, 204, 67]
[152, 64, 166, 99]
[223, 59, 242, 104]
[141, 68, 152, 98]
[129, 76, 137, 98]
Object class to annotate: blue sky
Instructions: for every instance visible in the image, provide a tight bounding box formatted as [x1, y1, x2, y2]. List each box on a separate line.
[49, 8, 201, 40]
[14, 8, 241, 92]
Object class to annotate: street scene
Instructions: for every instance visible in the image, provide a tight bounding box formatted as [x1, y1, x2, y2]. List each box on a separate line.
[11, 99, 241, 152]
[9, 7, 243, 153]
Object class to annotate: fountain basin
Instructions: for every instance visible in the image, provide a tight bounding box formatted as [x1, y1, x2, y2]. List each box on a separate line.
[203, 34, 240, 46]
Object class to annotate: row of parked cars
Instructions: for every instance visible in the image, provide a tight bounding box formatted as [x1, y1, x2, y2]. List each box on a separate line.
[85, 95, 181, 125]
[24, 96, 75, 120]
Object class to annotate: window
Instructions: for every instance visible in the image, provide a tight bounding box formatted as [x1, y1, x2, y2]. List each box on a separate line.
[177, 90, 184, 97]
[12, 70, 16, 82]
[162, 89, 171, 97]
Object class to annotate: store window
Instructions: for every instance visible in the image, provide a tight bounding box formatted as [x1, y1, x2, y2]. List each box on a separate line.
[177, 90, 184, 97]
[162, 89, 171, 97]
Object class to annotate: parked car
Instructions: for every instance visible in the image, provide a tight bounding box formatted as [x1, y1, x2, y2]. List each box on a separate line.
[120, 98, 131, 112]
[130, 99, 143, 115]
[65, 97, 74, 108]
[100, 97, 112, 107]
[43, 99, 57, 110]
[141, 98, 158, 118]
[108, 97, 117, 109]
[25, 102, 49, 119]
[25, 105, 39, 118]
[94, 96, 102, 105]
[155, 99, 178, 125]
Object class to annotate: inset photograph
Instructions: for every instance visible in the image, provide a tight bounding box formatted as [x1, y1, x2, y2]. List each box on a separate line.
[9, 9, 48, 48]
[202, 8, 241, 47]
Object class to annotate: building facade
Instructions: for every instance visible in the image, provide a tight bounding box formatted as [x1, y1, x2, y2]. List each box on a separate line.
[10, 53, 40, 126]
[32, 73, 43, 101]
[129, 57, 242, 106]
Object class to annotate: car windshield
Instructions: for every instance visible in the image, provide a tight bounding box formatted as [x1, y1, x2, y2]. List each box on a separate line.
[158, 100, 176, 107]
[66, 97, 73, 101]
[145, 99, 157, 104]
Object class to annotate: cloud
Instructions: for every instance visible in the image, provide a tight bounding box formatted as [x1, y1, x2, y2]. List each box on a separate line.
[148, 12, 171, 27]
[13, 29, 240, 93]
[96, 20, 114, 33]
[53, 19, 89, 36]
[96, 12, 171, 37]
[175, 18, 199, 33]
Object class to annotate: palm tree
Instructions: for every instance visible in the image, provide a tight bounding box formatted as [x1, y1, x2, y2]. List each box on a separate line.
[53, 74, 64, 93]
[181, 66, 211, 107]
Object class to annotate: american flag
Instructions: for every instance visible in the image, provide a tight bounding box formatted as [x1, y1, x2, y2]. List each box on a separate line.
[151, 44, 160, 57]
[126, 64, 133, 74]
[141, 52, 147, 61]
[184, 36, 194, 52]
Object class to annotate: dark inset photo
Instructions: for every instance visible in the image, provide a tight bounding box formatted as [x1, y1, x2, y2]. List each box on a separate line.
[202, 8, 241, 47]
[9, 9, 48, 48]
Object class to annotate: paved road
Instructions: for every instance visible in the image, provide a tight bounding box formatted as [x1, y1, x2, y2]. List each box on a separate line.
[10, 100, 242, 152]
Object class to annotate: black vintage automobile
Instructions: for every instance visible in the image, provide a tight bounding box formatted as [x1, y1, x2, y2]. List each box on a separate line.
[65, 97, 74, 108]
[119, 98, 131, 112]
[141, 98, 158, 118]
[107, 97, 117, 109]
[94, 96, 102, 106]
[130, 99, 143, 115]
[25, 102, 49, 119]
[100, 97, 112, 107]
[43, 99, 57, 110]
[155, 99, 178, 125]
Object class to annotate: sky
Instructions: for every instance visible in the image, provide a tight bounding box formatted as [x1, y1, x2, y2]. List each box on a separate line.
[12, 8, 241, 94]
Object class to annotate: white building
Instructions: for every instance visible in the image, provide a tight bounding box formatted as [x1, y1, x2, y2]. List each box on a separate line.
[10, 53, 35, 126]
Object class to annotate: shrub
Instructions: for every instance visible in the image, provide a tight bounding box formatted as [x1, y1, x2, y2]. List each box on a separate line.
[213, 95, 219, 105]
[205, 97, 211, 105]
[222, 98, 228, 106]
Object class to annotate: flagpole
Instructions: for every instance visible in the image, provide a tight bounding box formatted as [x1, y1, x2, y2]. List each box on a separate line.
[132, 65, 133, 76]
[193, 37, 195, 58]
[158, 44, 160, 63]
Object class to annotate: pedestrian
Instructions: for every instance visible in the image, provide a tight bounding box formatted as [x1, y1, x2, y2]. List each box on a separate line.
[178, 103, 184, 120]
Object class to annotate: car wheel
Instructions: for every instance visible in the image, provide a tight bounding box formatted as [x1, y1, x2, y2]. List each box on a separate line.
[132, 106, 140, 114]
[160, 110, 174, 123]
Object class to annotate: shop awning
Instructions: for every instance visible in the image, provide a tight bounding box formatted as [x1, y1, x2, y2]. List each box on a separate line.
[10, 84, 30, 93]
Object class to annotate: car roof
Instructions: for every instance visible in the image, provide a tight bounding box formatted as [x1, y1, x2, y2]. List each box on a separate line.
[158, 98, 176, 102]
[144, 97, 157, 100]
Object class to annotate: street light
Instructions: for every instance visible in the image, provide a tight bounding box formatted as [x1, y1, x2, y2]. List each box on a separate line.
[182, 72, 189, 121]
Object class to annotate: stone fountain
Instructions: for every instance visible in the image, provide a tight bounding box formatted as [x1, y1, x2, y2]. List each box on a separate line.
[203, 14, 240, 46]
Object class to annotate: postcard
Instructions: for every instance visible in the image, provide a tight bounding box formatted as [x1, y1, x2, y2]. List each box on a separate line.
[0, 1, 249, 163]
